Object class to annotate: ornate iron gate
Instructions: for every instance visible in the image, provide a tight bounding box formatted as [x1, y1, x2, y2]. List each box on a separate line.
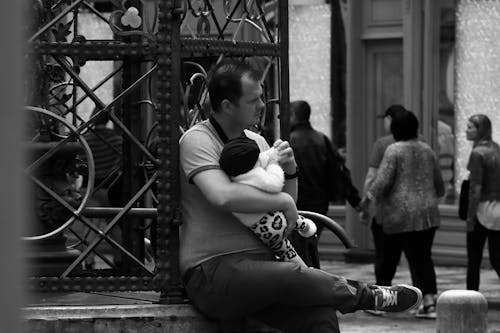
[25, 0, 289, 302]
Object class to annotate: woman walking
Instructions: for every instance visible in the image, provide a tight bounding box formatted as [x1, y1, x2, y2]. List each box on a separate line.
[464, 114, 500, 291]
[361, 111, 444, 318]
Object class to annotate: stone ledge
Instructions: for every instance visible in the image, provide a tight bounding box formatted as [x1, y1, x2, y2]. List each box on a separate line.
[23, 304, 218, 333]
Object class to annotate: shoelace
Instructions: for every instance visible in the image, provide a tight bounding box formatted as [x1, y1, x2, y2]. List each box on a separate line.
[379, 289, 398, 308]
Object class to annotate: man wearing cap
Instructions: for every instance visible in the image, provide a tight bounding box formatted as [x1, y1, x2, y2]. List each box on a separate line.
[179, 61, 423, 332]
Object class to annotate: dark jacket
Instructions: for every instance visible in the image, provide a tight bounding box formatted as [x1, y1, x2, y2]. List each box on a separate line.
[290, 122, 361, 213]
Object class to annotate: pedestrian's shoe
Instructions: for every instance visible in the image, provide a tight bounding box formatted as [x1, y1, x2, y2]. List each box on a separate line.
[372, 284, 423, 312]
[415, 303, 437, 319]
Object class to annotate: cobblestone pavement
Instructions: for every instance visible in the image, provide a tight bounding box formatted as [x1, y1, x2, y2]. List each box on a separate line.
[320, 260, 500, 333]
[338, 310, 500, 333]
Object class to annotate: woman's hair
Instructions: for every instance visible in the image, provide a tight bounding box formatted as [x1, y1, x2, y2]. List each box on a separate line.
[390, 110, 419, 141]
[469, 114, 492, 142]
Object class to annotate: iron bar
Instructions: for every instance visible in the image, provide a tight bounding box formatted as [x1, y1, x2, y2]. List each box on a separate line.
[108, 111, 158, 166]
[278, 0, 290, 141]
[66, 227, 117, 268]
[28, 174, 148, 270]
[81, 1, 123, 32]
[61, 173, 159, 277]
[180, 38, 280, 56]
[220, 0, 243, 38]
[25, 59, 157, 175]
[256, 0, 275, 43]
[206, 0, 224, 39]
[69, 64, 125, 111]
[30, 276, 155, 292]
[29, 0, 84, 43]
[29, 41, 157, 60]
[83, 207, 157, 218]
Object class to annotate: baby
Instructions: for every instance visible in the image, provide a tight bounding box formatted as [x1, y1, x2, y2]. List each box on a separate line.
[219, 136, 317, 268]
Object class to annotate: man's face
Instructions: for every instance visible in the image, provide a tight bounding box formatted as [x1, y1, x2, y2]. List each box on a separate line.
[231, 73, 264, 128]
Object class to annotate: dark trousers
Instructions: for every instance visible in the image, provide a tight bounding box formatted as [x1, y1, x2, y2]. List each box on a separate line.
[371, 220, 386, 285]
[289, 231, 320, 268]
[371, 223, 437, 295]
[466, 221, 500, 290]
[183, 252, 374, 333]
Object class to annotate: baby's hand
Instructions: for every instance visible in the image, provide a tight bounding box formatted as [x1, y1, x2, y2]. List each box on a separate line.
[273, 140, 296, 173]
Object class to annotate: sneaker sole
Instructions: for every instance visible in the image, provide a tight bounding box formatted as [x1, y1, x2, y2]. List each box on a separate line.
[398, 284, 423, 312]
[415, 313, 437, 319]
[363, 309, 385, 317]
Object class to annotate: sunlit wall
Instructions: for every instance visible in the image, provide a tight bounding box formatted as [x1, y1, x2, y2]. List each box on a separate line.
[289, 3, 332, 138]
[455, 0, 500, 186]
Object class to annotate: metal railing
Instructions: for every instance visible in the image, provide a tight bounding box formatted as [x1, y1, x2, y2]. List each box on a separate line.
[25, 0, 289, 303]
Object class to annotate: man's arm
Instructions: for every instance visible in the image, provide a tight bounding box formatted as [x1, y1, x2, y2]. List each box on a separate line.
[193, 168, 298, 234]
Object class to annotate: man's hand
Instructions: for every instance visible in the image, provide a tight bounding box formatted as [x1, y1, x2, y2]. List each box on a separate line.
[273, 139, 297, 174]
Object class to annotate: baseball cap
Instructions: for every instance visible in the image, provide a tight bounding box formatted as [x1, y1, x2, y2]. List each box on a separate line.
[377, 104, 408, 118]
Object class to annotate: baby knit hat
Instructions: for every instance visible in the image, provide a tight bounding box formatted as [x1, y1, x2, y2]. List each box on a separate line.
[219, 136, 260, 177]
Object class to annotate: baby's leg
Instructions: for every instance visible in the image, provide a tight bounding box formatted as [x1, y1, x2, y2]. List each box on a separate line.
[251, 212, 307, 268]
[280, 238, 307, 267]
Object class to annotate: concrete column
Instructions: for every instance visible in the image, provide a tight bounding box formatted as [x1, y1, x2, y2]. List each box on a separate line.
[436, 290, 488, 333]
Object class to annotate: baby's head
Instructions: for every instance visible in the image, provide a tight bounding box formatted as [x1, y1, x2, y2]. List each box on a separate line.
[220, 136, 260, 177]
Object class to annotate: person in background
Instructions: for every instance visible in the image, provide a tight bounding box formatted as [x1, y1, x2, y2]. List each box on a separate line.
[464, 114, 500, 291]
[361, 110, 444, 319]
[362, 105, 411, 288]
[289, 100, 362, 268]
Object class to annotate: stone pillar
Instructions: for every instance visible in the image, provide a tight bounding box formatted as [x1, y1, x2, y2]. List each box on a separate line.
[455, 0, 500, 189]
[289, 0, 332, 138]
[436, 290, 488, 333]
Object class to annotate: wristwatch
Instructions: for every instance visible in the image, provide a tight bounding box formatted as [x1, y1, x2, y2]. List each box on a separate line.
[284, 166, 299, 180]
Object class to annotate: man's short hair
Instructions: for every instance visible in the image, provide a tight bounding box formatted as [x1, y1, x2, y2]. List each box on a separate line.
[390, 110, 419, 141]
[290, 100, 311, 122]
[207, 60, 261, 113]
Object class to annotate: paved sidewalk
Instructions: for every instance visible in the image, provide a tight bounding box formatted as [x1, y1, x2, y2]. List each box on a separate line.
[27, 259, 500, 333]
[320, 260, 500, 309]
[319, 260, 500, 333]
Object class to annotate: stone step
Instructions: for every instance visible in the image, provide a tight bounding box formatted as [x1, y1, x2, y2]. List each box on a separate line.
[23, 303, 280, 333]
[24, 304, 217, 333]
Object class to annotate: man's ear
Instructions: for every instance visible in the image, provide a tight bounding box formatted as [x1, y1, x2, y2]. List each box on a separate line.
[220, 99, 234, 116]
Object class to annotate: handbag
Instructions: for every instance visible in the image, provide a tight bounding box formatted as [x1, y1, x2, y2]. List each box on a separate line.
[458, 180, 469, 220]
